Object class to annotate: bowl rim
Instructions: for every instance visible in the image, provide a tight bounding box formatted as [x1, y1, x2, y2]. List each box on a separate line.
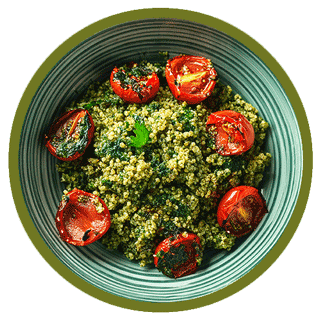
[9, 8, 312, 312]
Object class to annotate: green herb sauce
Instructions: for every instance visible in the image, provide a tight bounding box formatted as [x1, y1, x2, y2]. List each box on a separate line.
[53, 113, 91, 158]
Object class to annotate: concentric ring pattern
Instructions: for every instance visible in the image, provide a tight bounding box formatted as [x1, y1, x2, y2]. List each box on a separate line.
[19, 19, 302, 302]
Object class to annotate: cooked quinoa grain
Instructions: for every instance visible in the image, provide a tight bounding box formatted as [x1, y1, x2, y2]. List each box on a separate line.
[56, 61, 271, 266]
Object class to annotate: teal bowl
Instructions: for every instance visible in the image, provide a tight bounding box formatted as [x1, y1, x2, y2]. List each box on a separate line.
[18, 18, 302, 303]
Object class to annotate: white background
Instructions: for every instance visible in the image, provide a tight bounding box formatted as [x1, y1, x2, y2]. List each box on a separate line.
[2, 1, 319, 318]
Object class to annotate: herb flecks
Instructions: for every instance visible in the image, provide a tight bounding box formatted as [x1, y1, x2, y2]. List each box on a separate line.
[177, 108, 195, 132]
[151, 158, 170, 177]
[113, 64, 155, 100]
[157, 244, 189, 276]
[153, 194, 191, 219]
[96, 137, 129, 161]
[54, 113, 91, 158]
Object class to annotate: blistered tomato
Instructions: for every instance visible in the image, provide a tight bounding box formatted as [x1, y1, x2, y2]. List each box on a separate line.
[55, 189, 111, 246]
[206, 110, 255, 156]
[110, 63, 160, 104]
[154, 233, 202, 278]
[45, 109, 95, 161]
[217, 186, 268, 237]
[165, 55, 218, 104]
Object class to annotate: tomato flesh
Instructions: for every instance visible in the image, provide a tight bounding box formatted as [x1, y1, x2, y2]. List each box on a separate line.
[217, 186, 267, 237]
[154, 233, 202, 278]
[55, 189, 111, 246]
[165, 55, 218, 104]
[45, 109, 95, 161]
[206, 110, 255, 156]
[110, 63, 160, 104]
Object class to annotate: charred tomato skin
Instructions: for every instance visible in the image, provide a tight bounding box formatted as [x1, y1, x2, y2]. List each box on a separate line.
[165, 55, 218, 104]
[154, 233, 202, 278]
[206, 110, 255, 156]
[45, 109, 95, 161]
[110, 65, 160, 104]
[217, 186, 268, 237]
[55, 188, 111, 246]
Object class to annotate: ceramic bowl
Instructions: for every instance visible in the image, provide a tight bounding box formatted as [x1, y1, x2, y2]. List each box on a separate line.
[18, 18, 302, 303]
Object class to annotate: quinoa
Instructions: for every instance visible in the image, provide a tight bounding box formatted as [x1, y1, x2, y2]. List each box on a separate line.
[56, 61, 271, 267]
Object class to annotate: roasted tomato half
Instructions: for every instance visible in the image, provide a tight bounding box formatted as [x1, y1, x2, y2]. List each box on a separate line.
[45, 109, 95, 161]
[165, 55, 218, 104]
[154, 233, 202, 278]
[110, 63, 160, 104]
[206, 110, 255, 156]
[55, 189, 111, 246]
[217, 186, 268, 237]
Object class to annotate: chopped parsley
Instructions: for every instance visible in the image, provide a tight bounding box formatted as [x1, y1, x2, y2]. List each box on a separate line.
[113, 63, 155, 100]
[156, 244, 189, 278]
[101, 179, 113, 188]
[151, 158, 170, 177]
[146, 101, 161, 112]
[83, 99, 106, 110]
[221, 156, 246, 172]
[177, 108, 195, 132]
[104, 94, 124, 107]
[54, 113, 91, 158]
[96, 137, 129, 161]
[153, 193, 191, 219]
[159, 220, 182, 238]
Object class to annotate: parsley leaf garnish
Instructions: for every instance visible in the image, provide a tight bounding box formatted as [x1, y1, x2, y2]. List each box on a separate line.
[130, 121, 150, 148]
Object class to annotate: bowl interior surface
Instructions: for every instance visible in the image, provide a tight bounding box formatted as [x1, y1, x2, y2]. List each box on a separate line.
[19, 19, 302, 302]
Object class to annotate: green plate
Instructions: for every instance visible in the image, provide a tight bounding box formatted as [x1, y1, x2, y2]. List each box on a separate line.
[10, 9, 312, 312]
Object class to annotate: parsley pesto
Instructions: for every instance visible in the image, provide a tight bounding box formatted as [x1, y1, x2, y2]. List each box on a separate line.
[56, 60, 271, 267]
[53, 113, 91, 158]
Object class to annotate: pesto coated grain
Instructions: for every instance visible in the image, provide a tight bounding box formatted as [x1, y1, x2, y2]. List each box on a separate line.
[56, 61, 271, 266]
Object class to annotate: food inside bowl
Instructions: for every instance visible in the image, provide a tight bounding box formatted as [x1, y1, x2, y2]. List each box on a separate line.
[55, 188, 111, 246]
[217, 186, 268, 237]
[206, 110, 255, 156]
[110, 62, 160, 104]
[165, 55, 218, 104]
[49, 54, 271, 278]
[154, 232, 202, 278]
[45, 109, 95, 161]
